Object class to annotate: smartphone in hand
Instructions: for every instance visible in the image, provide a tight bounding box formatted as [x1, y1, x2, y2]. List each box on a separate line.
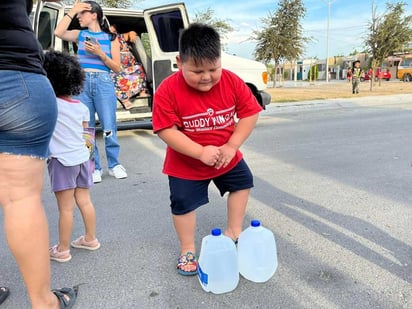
[85, 36, 98, 44]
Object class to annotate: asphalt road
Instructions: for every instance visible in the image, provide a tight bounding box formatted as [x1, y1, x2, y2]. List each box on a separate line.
[1, 94, 411, 309]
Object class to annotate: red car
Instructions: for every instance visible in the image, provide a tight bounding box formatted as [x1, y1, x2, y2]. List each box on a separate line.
[361, 68, 391, 81]
[376, 68, 391, 80]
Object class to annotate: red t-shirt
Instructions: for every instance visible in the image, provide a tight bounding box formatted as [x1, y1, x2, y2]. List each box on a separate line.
[153, 69, 262, 180]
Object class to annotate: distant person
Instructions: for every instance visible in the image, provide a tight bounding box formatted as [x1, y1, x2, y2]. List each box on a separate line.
[44, 50, 101, 263]
[55, 0, 127, 183]
[346, 67, 352, 83]
[352, 60, 362, 94]
[110, 24, 149, 110]
[0, 0, 77, 307]
[152, 23, 263, 276]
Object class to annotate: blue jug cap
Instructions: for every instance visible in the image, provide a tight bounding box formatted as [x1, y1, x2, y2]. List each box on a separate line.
[251, 220, 261, 227]
[211, 228, 222, 236]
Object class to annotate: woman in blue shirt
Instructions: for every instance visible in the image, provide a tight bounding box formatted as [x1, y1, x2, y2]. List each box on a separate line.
[55, 0, 128, 183]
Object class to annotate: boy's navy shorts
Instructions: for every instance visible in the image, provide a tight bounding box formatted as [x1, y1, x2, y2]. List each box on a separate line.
[168, 159, 253, 215]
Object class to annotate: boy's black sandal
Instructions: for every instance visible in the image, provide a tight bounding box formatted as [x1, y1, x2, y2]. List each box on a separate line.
[0, 287, 10, 305]
[52, 286, 78, 309]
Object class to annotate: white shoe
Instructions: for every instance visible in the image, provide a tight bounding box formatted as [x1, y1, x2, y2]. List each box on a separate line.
[92, 169, 102, 183]
[108, 164, 127, 179]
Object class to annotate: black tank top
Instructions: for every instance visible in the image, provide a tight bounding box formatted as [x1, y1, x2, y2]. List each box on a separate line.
[0, 0, 45, 75]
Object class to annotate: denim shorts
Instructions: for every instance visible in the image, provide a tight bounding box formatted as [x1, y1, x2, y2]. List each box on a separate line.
[0, 70, 57, 159]
[47, 158, 93, 192]
[168, 159, 254, 215]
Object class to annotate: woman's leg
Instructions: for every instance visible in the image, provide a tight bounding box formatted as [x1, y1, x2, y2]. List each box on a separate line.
[0, 154, 59, 308]
[94, 73, 121, 170]
[74, 188, 97, 241]
[54, 189, 76, 251]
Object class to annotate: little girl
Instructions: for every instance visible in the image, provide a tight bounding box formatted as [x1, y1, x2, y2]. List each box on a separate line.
[44, 50, 101, 263]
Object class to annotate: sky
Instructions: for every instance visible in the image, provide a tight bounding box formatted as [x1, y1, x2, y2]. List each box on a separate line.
[132, 0, 412, 61]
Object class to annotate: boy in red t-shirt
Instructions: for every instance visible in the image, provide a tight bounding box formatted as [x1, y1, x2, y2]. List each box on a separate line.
[152, 23, 262, 276]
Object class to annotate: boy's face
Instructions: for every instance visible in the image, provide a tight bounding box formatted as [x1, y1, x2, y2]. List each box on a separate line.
[177, 56, 222, 92]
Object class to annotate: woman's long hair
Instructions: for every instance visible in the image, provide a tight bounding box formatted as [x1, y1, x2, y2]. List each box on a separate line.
[84, 1, 116, 41]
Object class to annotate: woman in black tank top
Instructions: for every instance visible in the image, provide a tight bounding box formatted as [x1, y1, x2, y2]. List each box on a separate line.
[0, 1, 78, 307]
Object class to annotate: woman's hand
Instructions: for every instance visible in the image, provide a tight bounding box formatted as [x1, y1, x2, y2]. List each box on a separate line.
[84, 40, 103, 56]
[68, 0, 92, 17]
[128, 31, 138, 43]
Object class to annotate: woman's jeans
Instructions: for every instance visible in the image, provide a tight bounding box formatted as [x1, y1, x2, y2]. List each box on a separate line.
[76, 72, 120, 171]
[0, 70, 57, 158]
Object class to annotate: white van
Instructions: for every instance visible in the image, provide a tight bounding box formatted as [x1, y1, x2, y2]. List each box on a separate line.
[33, 0, 271, 129]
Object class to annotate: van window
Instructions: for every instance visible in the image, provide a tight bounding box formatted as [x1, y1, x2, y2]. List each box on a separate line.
[38, 7, 59, 50]
[401, 58, 412, 67]
[150, 10, 184, 52]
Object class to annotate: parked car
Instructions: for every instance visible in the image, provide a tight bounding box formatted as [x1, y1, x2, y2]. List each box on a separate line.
[376, 68, 391, 81]
[361, 68, 391, 82]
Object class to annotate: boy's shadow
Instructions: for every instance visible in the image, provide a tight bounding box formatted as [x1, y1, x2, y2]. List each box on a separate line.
[252, 177, 412, 284]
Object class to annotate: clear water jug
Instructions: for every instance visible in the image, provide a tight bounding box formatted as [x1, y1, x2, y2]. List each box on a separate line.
[238, 220, 278, 283]
[197, 228, 239, 294]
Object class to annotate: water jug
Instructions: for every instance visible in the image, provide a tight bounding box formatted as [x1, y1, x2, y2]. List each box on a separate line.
[238, 220, 278, 283]
[197, 228, 239, 294]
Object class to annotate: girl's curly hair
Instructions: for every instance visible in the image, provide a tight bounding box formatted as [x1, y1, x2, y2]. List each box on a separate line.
[43, 51, 85, 97]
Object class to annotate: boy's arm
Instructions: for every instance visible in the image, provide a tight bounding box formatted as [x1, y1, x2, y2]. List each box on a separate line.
[216, 113, 259, 169]
[158, 126, 222, 167]
[228, 114, 259, 150]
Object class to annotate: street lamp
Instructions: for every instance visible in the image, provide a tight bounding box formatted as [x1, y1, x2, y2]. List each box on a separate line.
[323, 0, 336, 83]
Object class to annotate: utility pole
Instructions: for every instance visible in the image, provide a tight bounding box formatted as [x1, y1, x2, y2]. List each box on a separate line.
[323, 0, 336, 83]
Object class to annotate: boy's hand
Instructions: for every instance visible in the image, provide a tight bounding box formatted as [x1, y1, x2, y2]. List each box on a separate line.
[199, 145, 222, 167]
[215, 144, 236, 169]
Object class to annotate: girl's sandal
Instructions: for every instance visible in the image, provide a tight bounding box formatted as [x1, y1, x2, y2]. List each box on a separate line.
[52, 286, 79, 309]
[0, 287, 10, 305]
[177, 252, 198, 276]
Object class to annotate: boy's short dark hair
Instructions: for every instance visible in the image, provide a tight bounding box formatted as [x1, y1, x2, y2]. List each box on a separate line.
[179, 23, 221, 65]
[43, 51, 85, 97]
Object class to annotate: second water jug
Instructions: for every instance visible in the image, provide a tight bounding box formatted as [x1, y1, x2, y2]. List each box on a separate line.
[238, 220, 278, 283]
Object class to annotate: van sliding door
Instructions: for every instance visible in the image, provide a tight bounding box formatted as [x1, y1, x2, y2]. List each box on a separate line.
[33, 0, 65, 51]
[144, 4, 189, 91]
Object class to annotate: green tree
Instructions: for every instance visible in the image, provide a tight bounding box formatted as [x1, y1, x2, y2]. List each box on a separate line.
[252, 0, 309, 86]
[57, 0, 132, 8]
[365, 1, 412, 87]
[99, 0, 131, 8]
[192, 7, 234, 50]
